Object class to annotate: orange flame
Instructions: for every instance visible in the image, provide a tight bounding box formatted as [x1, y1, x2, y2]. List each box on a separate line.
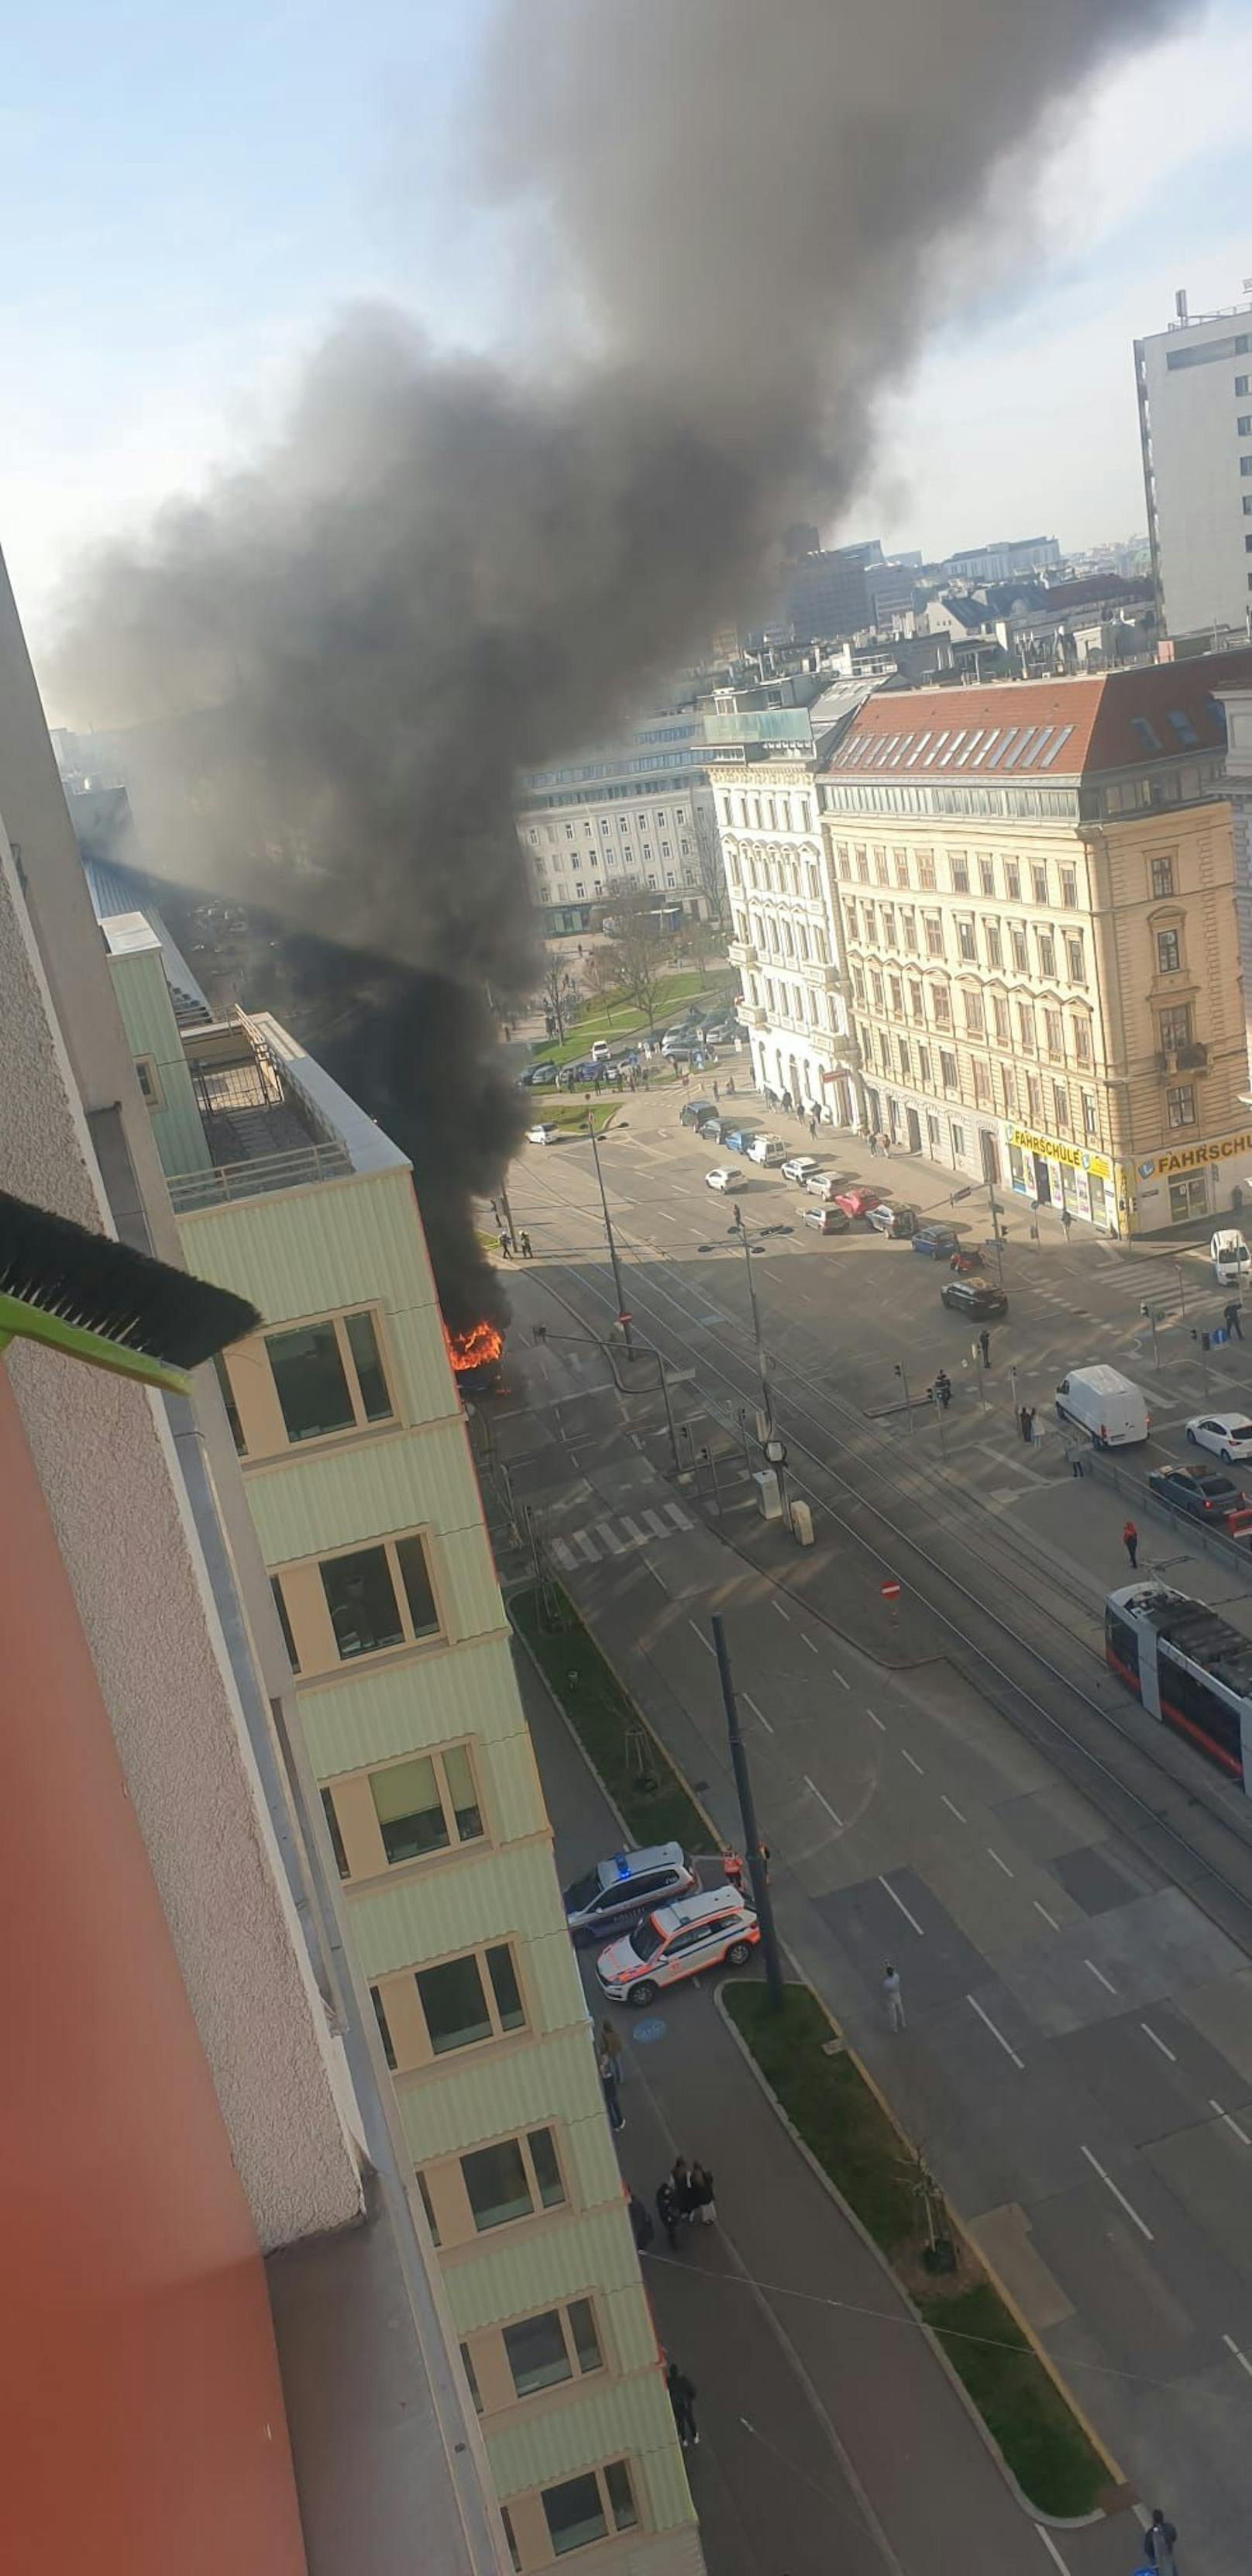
[445, 1321, 504, 1375]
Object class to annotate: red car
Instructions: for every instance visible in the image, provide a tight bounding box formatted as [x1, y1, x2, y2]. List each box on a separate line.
[834, 1186, 882, 1221]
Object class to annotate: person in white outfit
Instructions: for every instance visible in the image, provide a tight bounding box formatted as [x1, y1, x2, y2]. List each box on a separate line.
[883, 1963, 905, 2032]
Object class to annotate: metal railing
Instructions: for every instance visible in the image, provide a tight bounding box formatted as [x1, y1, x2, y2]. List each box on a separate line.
[167, 1138, 353, 1212]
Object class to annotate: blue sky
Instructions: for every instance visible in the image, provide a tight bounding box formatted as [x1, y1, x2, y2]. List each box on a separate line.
[5, 0, 1251, 640]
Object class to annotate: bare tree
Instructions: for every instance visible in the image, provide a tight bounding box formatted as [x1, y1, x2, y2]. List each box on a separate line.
[690, 792, 730, 933]
[540, 951, 581, 1043]
[606, 881, 670, 1033]
[582, 947, 622, 1020]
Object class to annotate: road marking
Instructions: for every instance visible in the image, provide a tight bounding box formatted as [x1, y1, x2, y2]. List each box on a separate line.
[744, 1693, 774, 1736]
[686, 1620, 715, 1657]
[1033, 1900, 1060, 1930]
[1140, 2022, 1178, 2063]
[772, 1601, 791, 1623]
[552, 1538, 576, 1571]
[595, 1520, 625, 1555]
[879, 1875, 925, 1937]
[986, 1847, 1014, 1879]
[620, 1515, 646, 1544]
[804, 1775, 843, 1827]
[1210, 2099, 1252, 2145]
[664, 1502, 693, 1530]
[901, 1747, 925, 1775]
[830, 1662, 850, 1691]
[1034, 2525, 1072, 2576]
[1084, 1958, 1117, 1994]
[1223, 2332, 1252, 2379]
[866, 1706, 887, 1732]
[968, 1994, 1025, 2071]
[801, 1633, 819, 1656]
[941, 1794, 968, 1824]
[641, 1508, 669, 1539]
[1079, 2144, 1154, 2241]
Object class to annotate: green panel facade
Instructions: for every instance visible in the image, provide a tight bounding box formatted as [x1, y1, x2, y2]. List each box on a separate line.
[353, 1840, 571, 1982]
[399, 2030, 621, 2182]
[110, 948, 212, 1179]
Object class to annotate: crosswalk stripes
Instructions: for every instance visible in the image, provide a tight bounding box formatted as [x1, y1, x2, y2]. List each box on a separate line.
[551, 1500, 693, 1570]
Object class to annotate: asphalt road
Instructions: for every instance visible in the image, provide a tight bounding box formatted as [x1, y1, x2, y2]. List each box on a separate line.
[483, 1087, 1252, 2575]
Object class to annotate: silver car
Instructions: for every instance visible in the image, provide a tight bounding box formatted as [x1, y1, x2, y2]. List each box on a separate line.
[562, 1843, 696, 1943]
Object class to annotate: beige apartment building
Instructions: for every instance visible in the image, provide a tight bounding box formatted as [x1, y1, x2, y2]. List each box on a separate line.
[81, 863, 700, 2576]
[812, 649, 1252, 1234]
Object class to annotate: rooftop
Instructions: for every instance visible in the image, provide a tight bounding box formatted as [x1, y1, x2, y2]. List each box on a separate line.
[173, 1011, 409, 1213]
[823, 645, 1252, 783]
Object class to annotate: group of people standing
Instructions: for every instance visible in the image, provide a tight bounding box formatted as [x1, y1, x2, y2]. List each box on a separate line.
[655, 2154, 717, 2249]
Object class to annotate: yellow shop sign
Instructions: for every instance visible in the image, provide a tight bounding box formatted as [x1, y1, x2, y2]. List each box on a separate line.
[1141, 1129, 1252, 1179]
[1009, 1125, 1110, 1181]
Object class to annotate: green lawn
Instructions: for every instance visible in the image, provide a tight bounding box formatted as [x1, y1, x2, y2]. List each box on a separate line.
[525, 1098, 621, 1136]
[534, 968, 737, 1067]
[724, 1982, 1109, 2518]
[511, 1582, 712, 1851]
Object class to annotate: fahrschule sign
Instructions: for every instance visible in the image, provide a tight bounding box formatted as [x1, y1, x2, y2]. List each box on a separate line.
[1137, 1128, 1252, 1180]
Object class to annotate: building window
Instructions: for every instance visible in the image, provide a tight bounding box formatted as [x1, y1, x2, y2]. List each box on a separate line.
[1044, 1009, 1065, 1059]
[836, 842, 851, 879]
[503, 2299, 604, 2402]
[978, 857, 995, 896]
[416, 2171, 442, 2247]
[1151, 856, 1175, 899]
[894, 850, 910, 887]
[1166, 1083, 1197, 1128]
[1240, 377, 1251, 397]
[917, 1045, 931, 1089]
[459, 2343, 484, 2416]
[320, 1534, 439, 1661]
[924, 914, 944, 959]
[889, 973, 904, 1017]
[917, 852, 937, 890]
[951, 1123, 966, 1157]
[1065, 932, 1086, 984]
[1061, 866, 1078, 907]
[962, 989, 984, 1036]
[414, 1943, 525, 2058]
[1156, 928, 1181, 975]
[1073, 1018, 1092, 1066]
[881, 905, 896, 949]
[956, 918, 976, 963]
[1159, 1002, 1192, 1051]
[133, 1054, 163, 1108]
[1051, 1082, 1070, 1133]
[322, 1787, 349, 1879]
[1026, 1072, 1042, 1121]
[459, 2128, 566, 2234]
[910, 980, 925, 1024]
[931, 987, 951, 1029]
[902, 909, 918, 954]
[973, 1060, 992, 1107]
[1005, 861, 1021, 900]
[1082, 1090, 1099, 1141]
[370, 1984, 398, 2071]
[541, 2461, 638, 2558]
[940, 1049, 958, 1093]
[951, 856, 970, 894]
[266, 1310, 394, 1445]
[870, 969, 885, 1011]
[897, 1036, 911, 1080]
[271, 1574, 300, 1672]
[1037, 930, 1056, 979]
[992, 994, 1011, 1045]
[856, 846, 870, 882]
[366, 1744, 483, 1865]
[1010, 925, 1028, 973]
[984, 921, 1003, 969]
[1017, 1000, 1036, 1051]
[212, 1352, 246, 1454]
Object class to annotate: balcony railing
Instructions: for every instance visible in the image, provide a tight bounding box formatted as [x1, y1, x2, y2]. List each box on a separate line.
[168, 1139, 354, 1213]
[727, 938, 759, 969]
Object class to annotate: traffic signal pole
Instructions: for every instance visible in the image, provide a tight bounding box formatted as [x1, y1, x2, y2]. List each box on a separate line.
[711, 1613, 784, 2013]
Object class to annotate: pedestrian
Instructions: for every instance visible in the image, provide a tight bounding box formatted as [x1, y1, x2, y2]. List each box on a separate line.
[628, 2191, 654, 2252]
[671, 2156, 693, 2219]
[498, 1229, 512, 1259]
[1020, 1404, 1035, 1445]
[655, 2176, 681, 2251]
[520, 1230, 533, 1259]
[687, 2161, 717, 2226]
[666, 2361, 699, 2449]
[979, 1327, 991, 1367]
[883, 1962, 906, 2033]
[599, 2018, 623, 2071]
[756, 1841, 771, 1885]
[722, 1848, 745, 1893]
[713, 1080, 720, 1102]
[599, 2044, 624, 2133]
[1144, 2509, 1178, 2576]
[1123, 1519, 1139, 1570]
[1061, 1207, 1072, 1237]
[809, 1112, 819, 1140]
[868, 1132, 879, 1157]
[1225, 1300, 1244, 1341]
[934, 1370, 951, 1411]
[1068, 1444, 1085, 1479]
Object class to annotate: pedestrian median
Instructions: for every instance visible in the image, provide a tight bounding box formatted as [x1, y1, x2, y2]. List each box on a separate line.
[511, 1580, 716, 1853]
[722, 1981, 1120, 2523]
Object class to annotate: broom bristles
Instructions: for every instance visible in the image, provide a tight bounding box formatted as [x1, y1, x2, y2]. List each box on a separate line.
[0, 1190, 259, 1369]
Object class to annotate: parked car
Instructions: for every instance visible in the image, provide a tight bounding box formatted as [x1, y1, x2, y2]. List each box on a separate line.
[525, 1122, 559, 1145]
[703, 1020, 737, 1045]
[1185, 1410, 1252, 1464]
[867, 1201, 917, 1238]
[833, 1185, 882, 1221]
[804, 1171, 842, 1201]
[595, 1887, 760, 2005]
[748, 1135, 787, 1166]
[722, 1128, 758, 1155]
[941, 1279, 1009, 1318]
[563, 1844, 696, 1944]
[1211, 1229, 1251, 1286]
[781, 1154, 820, 1182]
[1055, 1365, 1150, 1448]
[520, 1061, 558, 1087]
[679, 1098, 718, 1128]
[698, 1116, 724, 1142]
[805, 1204, 850, 1235]
[705, 1167, 745, 1192]
[911, 1223, 961, 1259]
[590, 1038, 612, 1062]
[1147, 1463, 1252, 1534]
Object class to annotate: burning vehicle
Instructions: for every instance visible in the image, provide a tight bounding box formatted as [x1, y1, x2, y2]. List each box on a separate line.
[445, 1320, 504, 1397]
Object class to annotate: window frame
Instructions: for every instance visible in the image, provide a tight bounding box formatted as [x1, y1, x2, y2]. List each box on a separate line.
[539, 2462, 638, 2560]
[456, 2126, 568, 2236]
[262, 1304, 396, 1449]
[501, 2297, 605, 2402]
[133, 1053, 163, 1109]
[414, 1939, 528, 2059]
[316, 1527, 442, 1665]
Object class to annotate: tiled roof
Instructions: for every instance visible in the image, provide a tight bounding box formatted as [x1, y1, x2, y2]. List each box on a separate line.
[823, 646, 1252, 783]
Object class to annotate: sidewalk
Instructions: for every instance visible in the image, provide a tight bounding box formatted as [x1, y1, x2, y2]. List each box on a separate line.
[518, 1647, 1144, 2576]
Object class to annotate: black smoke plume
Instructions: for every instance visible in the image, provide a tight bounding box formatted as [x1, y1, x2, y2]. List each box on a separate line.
[50, 0, 1180, 1326]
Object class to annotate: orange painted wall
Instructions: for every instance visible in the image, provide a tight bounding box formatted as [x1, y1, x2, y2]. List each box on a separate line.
[0, 1369, 308, 2576]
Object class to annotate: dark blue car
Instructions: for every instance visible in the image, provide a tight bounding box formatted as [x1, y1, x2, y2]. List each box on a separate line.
[912, 1224, 960, 1259]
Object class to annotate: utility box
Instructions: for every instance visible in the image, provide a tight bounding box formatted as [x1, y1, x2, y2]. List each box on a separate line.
[753, 1469, 783, 1520]
[790, 1498, 814, 1546]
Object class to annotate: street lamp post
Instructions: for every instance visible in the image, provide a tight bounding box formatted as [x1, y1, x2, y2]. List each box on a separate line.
[585, 1115, 634, 1358]
[710, 1613, 784, 2013]
[986, 1186, 1006, 1289]
[731, 1211, 773, 1434]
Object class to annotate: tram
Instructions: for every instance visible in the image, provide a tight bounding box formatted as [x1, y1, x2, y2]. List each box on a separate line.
[1105, 1582, 1252, 1788]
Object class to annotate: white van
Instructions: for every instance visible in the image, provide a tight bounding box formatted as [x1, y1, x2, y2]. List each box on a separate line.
[1055, 1364, 1151, 1448]
[748, 1135, 786, 1166]
[1211, 1229, 1250, 1287]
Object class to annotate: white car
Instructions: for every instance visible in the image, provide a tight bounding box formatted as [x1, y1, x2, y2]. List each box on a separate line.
[803, 1169, 837, 1197]
[526, 1122, 559, 1145]
[781, 1154, 819, 1182]
[596, 1888, 760, 2005]
[705, 1167, 745, 1192]
[590, 1039, 611, 1062]
[1185, 1410, 1252, 1463]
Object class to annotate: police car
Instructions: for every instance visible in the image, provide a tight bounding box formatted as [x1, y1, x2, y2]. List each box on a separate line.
[562, 1844, 695, 1944]
[595, 1887, 759, 2005]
